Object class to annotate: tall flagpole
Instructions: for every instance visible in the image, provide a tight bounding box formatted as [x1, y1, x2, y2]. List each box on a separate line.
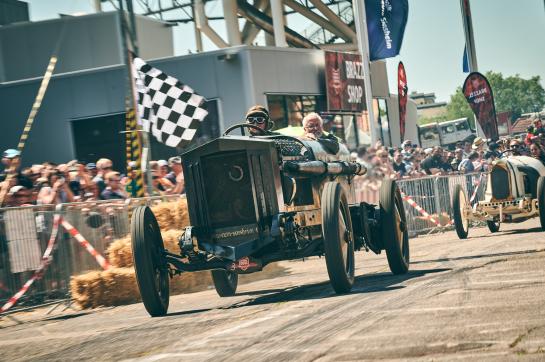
[460, 0, 478, 72]
[118, 0, 154, 196]
[460, 0, 485, 138]
[352, 0, 378, 145]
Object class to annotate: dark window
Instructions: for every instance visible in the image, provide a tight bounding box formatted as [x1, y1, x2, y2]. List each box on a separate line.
[267, 94, 326, 129]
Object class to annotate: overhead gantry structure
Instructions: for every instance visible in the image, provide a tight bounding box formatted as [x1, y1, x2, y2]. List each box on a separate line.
[131, 0, 359, 52]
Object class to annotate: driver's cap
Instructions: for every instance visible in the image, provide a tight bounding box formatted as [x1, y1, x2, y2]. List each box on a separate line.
[246, 105, 269, 119]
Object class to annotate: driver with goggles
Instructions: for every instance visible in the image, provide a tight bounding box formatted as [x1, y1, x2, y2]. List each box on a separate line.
[245, 105, 273, 136]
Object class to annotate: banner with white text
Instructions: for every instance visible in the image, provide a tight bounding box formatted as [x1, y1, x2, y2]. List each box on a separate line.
[325, 51, 367, 113]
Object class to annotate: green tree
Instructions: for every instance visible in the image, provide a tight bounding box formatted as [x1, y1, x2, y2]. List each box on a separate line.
[486, 71, 545, 120]
[446, 72, 545, 123]
[446, 88, 475, 127]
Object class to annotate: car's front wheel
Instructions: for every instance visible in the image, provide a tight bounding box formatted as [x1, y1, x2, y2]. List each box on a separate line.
[322, 182, 355, 294]
[452, 184, 469, 239]
[131, 206, 170, 317]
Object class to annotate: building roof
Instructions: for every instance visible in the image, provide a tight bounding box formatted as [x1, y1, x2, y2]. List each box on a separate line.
[410, 92, 436, 99]
[417, 102, 447, 109]
[511, 116, 538, 134]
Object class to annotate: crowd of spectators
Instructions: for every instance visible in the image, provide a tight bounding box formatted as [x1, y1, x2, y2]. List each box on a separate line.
[3, 117, 545, 208]
[0, 152, 185, 208]
[356, 117, 545, 182]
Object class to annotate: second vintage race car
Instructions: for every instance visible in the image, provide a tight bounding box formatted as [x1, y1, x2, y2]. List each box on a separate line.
[131, 123, 410, 317]
[452, 154, 545, 239]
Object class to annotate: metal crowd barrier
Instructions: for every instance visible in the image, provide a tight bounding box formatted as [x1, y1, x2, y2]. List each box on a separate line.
[354, 173, 487, 236]
[0, 195, 183, 312]
[1, 174, 489, 313]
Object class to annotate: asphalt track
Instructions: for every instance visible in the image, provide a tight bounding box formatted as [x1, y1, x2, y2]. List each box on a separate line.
[1, 219, 544, 361]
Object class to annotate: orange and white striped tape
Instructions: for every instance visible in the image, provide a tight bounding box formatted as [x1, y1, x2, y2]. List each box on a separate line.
[61, 220, 110, 271]
[0, 213, 62, 314]
[400, 191, 453, 227]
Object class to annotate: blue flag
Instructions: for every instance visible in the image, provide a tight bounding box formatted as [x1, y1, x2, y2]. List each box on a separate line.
[365, 0, 409, 61]
[462, 45, 470, 73]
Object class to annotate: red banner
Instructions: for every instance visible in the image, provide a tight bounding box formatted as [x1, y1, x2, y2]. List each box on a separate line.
[325, 51, 367, 112]
[397, 62, 408, 141]
[462, 72, 499, 140]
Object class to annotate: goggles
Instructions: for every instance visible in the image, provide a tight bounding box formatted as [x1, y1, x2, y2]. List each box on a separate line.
[246, 116, 268, 124]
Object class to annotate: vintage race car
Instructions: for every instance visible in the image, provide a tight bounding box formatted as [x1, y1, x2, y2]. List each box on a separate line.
[452, 155, 545, 239]
[131, 123, 409, 317]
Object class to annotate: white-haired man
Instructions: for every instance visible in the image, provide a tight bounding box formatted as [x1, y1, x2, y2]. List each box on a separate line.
[301, 113, 339, 154]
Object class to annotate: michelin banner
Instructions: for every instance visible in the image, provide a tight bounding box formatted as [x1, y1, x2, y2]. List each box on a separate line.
[462, 72, 499, 140]
[365, 0, 409, 61]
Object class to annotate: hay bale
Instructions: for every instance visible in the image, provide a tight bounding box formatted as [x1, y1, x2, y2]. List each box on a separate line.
[106, 236, 133, 268]
[152, 202, 178, 230]
[100, 268, 140, 306]
[70, 271, 107, 309]
[70, 268, 140, 309]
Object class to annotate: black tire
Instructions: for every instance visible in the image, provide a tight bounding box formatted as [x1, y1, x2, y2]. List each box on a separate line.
[211, 270, 238, 297]
[131, 206, 170, 317]
[452, 184, 469, 239]
[322, 181, 355, 293]
[486, 220, 500, 233]
[379, 179, 410, 275]
[538, 176, 545, 231]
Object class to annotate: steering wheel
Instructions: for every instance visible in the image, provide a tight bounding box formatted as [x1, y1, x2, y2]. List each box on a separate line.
[223, 123, 268, 136]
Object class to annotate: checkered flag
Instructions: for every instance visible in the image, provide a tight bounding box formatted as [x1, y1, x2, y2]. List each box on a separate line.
[132, 57, 208, 148]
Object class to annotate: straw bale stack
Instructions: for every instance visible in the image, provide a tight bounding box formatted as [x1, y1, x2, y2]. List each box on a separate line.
[106, 236, 133, 268]
[70, 197, 288, 310]
[152, 198, 189, 231]
[71, 268, 139, 309]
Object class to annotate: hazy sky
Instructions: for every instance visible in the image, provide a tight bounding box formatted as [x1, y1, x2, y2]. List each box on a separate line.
[25, 0, 545, 102]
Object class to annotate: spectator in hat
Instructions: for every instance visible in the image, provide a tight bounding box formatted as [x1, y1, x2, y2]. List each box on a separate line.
[1, 149, 21, 182]
[400, 140, 413, 158]
[100, 171, 127, 200]
[245, 105, 273, 136]
[472, 137, 486, 152]
[164, 156, 185, 194]
[5, 185, 35, 207]
[86, 163, 98, 178]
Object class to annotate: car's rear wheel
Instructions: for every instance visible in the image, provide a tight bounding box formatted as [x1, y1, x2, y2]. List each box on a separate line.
[131, 206, 170, 317]
[380, 179, 410, 275]
[452, 184, 469, 239]
[211, 270, 238, 297]
[486, 220, 500, 233]
[538, 176, 545, 231]
[322, 182, 355, 294]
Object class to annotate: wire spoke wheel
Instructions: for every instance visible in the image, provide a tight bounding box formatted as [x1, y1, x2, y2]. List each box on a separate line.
[131, 206, 170, 317]
[322, 182, 355, 294]
[452, 184, 469, 239]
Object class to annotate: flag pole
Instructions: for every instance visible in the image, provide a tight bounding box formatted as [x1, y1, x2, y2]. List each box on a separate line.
[118, 0, 154, 196]
[352, 0, 378, 146]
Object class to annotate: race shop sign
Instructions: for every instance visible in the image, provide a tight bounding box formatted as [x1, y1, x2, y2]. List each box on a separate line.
[325, 51, 367, 113]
